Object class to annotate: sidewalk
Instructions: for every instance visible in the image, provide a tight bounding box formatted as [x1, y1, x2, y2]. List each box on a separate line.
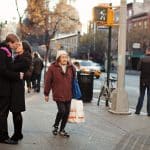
[1, 89, 150, 150]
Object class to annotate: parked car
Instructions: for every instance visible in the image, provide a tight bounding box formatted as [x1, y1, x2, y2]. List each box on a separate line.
[92, 62, 105, 72]
[72, 60, 102, 79]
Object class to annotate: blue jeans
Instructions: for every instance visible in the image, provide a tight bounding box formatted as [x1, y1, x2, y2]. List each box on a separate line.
[136, 84, 150, 114]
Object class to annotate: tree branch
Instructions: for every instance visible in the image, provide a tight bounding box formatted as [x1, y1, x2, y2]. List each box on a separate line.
[15, 0, 27, 23]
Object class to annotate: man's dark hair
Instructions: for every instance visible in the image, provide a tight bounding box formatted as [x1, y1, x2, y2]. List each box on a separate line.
[5, 34, 20, 43]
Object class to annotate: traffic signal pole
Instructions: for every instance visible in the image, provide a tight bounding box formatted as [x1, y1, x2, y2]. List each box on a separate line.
[106, 2, 112, 88]
[106, 26, 112, 106]
[106, 3, 112, 107]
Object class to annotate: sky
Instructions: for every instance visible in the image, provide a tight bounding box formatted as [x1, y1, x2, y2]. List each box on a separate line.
[0, 0, 27, 22]
[0, 0, 143, 32]
[75, 0, 144, 23]
[0, 0, 144, 22]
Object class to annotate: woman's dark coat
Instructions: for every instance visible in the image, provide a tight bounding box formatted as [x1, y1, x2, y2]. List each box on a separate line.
[10, 51, 32, 112]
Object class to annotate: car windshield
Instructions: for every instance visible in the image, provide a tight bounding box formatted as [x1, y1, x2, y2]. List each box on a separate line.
[80, 61, 93, 66]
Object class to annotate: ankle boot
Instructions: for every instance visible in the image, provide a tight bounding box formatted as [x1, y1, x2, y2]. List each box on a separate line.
[59, 130, 70, 137]
[11, 133, 23, 141]
[52, 126, 58, 135]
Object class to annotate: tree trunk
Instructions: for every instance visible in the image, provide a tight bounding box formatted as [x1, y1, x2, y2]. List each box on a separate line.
[44, 39, 51, 81]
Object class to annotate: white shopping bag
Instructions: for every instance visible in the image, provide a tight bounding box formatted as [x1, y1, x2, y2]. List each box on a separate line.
[68, 99, 85, 123]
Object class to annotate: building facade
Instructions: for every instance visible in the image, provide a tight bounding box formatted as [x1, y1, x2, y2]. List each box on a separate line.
[50, 32, 80, 57]
[127, 0, 150, 69]
[113, 0, 150, 69]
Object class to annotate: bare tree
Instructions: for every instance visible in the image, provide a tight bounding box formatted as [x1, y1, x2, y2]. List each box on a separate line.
[19, 0, 81, 76]
[15, 0, 27, 39]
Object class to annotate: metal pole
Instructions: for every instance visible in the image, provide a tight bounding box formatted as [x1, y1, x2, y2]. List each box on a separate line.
[106, 3, 112, 88]
[107, 26, 112, 88]
[109, 0, 130, 114]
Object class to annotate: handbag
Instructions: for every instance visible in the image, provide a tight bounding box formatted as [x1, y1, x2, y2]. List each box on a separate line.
[68, 99, 85, 123]
[72, 78, 82, 99]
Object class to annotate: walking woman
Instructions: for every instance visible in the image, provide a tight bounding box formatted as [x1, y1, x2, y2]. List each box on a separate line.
[44, 50, 75, 137]
[10, 41, 32, 143]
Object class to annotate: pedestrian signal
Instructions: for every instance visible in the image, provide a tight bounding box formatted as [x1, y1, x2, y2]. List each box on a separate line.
[93, 6, 114, 26]
[107, 8, 114, 25]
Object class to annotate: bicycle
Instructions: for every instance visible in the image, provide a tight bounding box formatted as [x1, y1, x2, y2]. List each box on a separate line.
[97, 76, 117, 107]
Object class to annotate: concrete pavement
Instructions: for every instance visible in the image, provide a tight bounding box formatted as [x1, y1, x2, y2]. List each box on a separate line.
[1, 89, 150, 150]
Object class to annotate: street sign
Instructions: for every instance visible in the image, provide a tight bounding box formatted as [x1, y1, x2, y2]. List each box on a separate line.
[132, 43, 141, 49]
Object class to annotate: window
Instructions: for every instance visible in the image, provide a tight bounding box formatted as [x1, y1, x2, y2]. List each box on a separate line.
[133, 23, 137, 27]
[144, 21, 148, 29]
[128, 23, 132, 31]
[138, 21, 142, 26]
[128, 9, 132, 17]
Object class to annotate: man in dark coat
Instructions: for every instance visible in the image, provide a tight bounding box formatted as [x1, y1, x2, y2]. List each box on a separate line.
[0, 34, 24, 144]
[135, 47, 150, 116]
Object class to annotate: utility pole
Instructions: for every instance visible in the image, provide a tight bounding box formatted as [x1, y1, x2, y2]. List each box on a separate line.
[106, 3, 112, 106]
[109, 0, 131, 114]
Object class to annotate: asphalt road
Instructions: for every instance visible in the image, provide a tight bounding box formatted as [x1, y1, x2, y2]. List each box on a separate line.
[41, 70, 146, 112]
[93, 73, 147, 113]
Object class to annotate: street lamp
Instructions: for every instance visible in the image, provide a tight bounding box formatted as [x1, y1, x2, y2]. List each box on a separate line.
[109, 0, 131, 114]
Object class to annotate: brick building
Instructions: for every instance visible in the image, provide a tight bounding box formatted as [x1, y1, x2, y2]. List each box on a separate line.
[127, 0, 150, 69]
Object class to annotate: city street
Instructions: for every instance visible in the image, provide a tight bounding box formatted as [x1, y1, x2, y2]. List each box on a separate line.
[1, 86, 150, 150]
[0, 0, 150, 149]
[42, 70, 145, 112]
[93, 72, 147, 113]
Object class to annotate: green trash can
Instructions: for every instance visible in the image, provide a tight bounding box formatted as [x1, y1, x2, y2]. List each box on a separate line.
[77, 72, 94, 102]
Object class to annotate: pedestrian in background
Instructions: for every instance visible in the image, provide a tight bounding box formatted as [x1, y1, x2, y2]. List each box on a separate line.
[0, 34, 24, 144]
[44, 50, 75, 137]
[135, 47, 150, 116]
[10, 41, 32, 143]
[32, 52, 43, 92]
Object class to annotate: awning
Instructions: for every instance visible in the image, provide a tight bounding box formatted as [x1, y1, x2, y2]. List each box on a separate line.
[130, 52, 144, 58]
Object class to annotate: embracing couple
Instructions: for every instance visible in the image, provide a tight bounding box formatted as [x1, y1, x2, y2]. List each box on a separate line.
[0, 34, 32, 144]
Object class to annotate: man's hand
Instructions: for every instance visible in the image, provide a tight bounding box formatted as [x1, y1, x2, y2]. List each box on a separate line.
[45, 96, 49, 102]
[20, 72, 24, 80]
